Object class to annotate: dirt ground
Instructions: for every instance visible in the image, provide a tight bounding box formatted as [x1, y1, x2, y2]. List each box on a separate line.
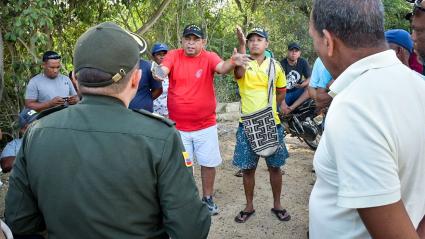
[0, 122, 315, 239]
[201, 122, 315, 239]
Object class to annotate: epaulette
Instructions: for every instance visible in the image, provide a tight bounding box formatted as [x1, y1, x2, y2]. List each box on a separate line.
[36, 105, 68, 120]
[132, 109, 175, 127]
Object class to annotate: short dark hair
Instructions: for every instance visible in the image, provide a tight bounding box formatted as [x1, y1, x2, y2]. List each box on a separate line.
[42, 51, 61, 62]
[76, 63, 138, 95]
[312, 0, 385, 49]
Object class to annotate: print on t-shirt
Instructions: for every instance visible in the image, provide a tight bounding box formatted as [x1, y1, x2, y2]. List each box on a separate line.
[195, 69, 203, 79]
[286, 70, 301, 89]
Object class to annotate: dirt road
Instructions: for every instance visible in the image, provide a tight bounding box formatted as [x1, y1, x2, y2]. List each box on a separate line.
[0, 122, 315, 239]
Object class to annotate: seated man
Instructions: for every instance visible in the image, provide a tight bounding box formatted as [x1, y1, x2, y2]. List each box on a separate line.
[308, 58, 333, 113]
[25, 51, 79, 111]
[0, 108, 38, 173]
[280, 43, 311, 114]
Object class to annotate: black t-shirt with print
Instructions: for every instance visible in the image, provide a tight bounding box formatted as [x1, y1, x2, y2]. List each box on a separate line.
[280, 58, 311, 91]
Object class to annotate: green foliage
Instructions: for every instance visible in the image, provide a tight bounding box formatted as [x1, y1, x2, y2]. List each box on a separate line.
[0, 0, 415, 142]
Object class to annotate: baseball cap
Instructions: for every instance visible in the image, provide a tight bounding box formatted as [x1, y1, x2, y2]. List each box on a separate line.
[73, 22, 147, 87]
[385, 29, 414, 54]
[42, 51, 61, 62]
[288, 42, 301, 50]
[18, 108, 38, 128]
[151, 43, 169, 55]
[246, 27, 269, 40]
[182, 24, 204, 38]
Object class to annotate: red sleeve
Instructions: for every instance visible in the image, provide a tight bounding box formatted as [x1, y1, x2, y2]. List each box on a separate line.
[162, 49, 178, 71]
[207, 51, 223, 72]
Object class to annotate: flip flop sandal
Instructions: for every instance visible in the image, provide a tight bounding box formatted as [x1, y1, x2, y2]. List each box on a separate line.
[234, 170, 243, 177]
[271, 208, 291, 221]
[234, 210, 255, 223]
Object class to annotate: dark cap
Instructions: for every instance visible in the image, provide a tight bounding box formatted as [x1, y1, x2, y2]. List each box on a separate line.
[42, 51, 61, 62]
[73, 22, 147, 87]
[247, 27, 269, 40]
[288, 42, 301, 50]
[182, 24, 204, 38]
[18, 108, 38, 128]
[385, 29, 414, 54]
[151, 43, 169, 55]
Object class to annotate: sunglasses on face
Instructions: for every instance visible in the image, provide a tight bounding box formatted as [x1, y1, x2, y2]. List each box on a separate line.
[414, 0, 425, 13]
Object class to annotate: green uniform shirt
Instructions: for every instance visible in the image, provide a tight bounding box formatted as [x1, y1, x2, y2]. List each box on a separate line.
[5, 95, 210, 239]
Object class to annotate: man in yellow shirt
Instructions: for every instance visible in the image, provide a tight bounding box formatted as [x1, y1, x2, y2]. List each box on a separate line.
[233, 27, 290, 223]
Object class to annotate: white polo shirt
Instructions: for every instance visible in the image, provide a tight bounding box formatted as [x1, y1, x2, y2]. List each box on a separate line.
[309, 50, 425, 238]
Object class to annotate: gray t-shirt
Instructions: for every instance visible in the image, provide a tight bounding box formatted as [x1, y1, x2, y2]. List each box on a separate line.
[25, 73, 77, 103]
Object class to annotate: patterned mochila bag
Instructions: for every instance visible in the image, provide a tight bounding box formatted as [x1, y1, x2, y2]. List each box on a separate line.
[241, 59, 279, 157]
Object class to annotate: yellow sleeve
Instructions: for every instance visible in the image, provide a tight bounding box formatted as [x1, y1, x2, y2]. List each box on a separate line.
[275, 60, 286, 88]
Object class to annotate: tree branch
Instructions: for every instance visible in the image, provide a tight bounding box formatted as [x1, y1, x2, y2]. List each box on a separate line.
[235, 0, 244, 13]
[136, 0, 172, 35]
[17, 37, 39, 63]
[0, 28, 3, 102]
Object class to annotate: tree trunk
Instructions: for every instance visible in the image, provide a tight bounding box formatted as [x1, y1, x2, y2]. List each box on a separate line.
[0, 28, 4, 102]
[136, 0, 172, 35]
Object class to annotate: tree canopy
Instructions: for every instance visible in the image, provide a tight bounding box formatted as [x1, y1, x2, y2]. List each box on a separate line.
[0, 0, 413, 138]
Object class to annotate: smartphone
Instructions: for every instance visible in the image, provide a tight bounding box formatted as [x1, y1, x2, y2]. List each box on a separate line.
[151, 62, 167, 79]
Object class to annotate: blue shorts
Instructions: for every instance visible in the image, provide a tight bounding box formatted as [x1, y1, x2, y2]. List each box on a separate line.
[286, 88, 305, 106]
[233, 123, 289, 170]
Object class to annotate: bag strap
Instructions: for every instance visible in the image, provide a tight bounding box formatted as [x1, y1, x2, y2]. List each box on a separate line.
[266, 58, 276, 106]
[240, 58, 276, 114]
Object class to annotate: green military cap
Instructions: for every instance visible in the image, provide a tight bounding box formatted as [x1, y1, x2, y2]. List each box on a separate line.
[73, 22, 147, 87]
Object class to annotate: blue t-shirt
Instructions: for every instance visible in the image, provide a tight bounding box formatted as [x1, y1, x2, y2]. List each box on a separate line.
[129, 60, 163, 112]
[309, 58, 332, 89]
[0, 138, 22, 159]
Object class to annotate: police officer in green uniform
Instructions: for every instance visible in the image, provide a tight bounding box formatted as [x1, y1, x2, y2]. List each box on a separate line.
[5, 22, 211, 239]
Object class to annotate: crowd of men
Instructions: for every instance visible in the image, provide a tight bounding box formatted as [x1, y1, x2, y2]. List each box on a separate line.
[0, 0, 425, 238]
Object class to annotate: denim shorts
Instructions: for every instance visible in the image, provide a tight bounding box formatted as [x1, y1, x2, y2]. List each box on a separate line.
[233, 123, 289, 170]
[286, 88, 305, 106]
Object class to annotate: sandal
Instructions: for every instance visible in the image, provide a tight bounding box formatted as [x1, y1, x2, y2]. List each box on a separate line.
[271, 208, 291, 221]
[234, 170, 243, 177]
[234, 210, 255, 223]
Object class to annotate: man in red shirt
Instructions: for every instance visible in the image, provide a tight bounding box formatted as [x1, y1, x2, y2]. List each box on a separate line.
[158, 24, 249, 215]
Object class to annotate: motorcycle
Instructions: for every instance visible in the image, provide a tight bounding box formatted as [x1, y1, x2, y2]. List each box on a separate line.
[280, 99, 323, 150]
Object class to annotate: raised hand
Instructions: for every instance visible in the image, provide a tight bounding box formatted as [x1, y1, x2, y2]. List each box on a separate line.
[236, 26, 246, 49]
[231, 48, 250, 68]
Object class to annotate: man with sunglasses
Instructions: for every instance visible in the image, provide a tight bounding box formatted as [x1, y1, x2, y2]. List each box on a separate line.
[408, 2, 425, 236]
[407, 0, 425, 75]
[25, 51, 79, 112]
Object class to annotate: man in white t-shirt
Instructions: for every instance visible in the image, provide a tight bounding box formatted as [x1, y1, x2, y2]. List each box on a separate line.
[25, 51, 79, 112]
[308, 0, 425, 238]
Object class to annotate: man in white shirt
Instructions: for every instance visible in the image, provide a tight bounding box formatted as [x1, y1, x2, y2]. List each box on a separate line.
[308, 0, 425, 238]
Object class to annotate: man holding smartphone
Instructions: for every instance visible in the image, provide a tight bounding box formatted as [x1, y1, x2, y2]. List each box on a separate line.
[25, 51, 79, 112]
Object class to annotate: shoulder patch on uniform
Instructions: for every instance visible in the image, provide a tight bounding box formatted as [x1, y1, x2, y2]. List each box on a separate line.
[132, 109, 175, 127]
[36, 105, 67, 120]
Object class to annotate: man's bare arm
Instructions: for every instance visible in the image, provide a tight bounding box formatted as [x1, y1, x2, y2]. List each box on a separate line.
[25, 97, 65, 112]
[358, 200, 419, 239]
[234, 26, 247, 80]
[417, 216, 425, 238]
[215, 48, 250, 75]
[151, 88, 163, 100]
